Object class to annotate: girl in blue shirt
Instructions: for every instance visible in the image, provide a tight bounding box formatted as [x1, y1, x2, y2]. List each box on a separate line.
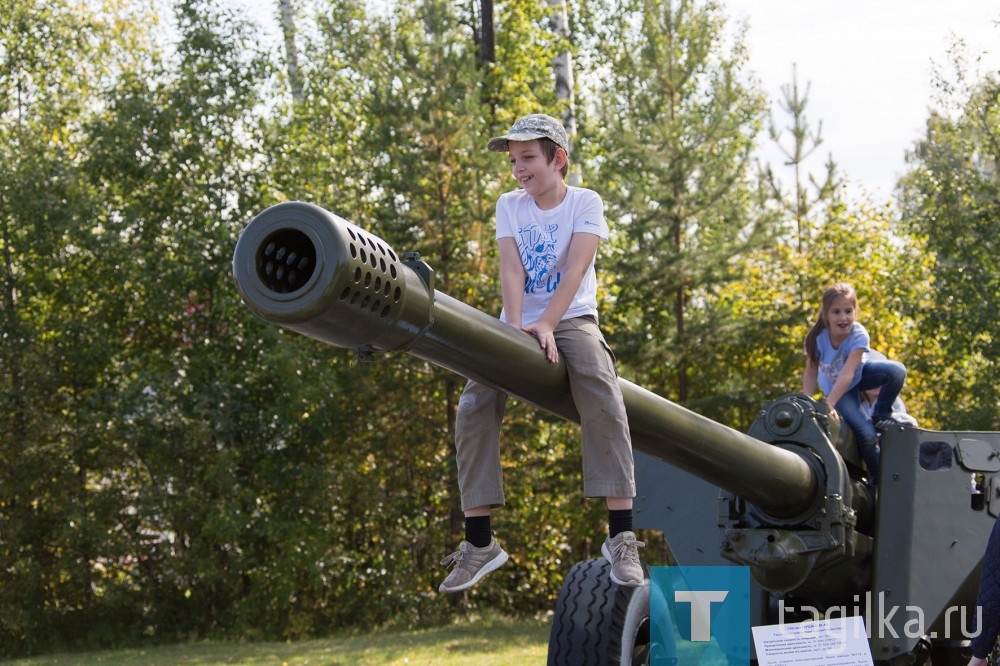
[802, 283, 907, 485]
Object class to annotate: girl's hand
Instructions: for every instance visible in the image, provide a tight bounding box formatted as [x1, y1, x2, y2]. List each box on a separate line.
[966, 657, 987, 666]
[524, 322, 558, 364]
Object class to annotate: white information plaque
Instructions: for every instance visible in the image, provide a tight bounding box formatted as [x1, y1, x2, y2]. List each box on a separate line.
[752, 615, 874, 665]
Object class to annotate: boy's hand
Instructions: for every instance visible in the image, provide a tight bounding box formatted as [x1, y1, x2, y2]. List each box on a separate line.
[524, 322, 558, 364]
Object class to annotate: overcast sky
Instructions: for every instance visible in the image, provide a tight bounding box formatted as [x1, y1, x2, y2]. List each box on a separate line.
[724, 0, 1000, 200]
[237, 0, 999, 201]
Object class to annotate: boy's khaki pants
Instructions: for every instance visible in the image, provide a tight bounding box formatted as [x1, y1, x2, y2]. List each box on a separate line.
[454, 316, 636, 511]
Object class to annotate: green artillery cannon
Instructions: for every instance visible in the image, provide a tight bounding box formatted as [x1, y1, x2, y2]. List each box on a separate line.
[233, 201, 1000, 665]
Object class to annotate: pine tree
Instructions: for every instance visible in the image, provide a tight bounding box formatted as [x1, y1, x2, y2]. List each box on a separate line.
[591, 0, 771, 410]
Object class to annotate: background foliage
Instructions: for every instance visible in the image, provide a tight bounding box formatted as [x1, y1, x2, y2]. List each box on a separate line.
[0, 0, 996, 657]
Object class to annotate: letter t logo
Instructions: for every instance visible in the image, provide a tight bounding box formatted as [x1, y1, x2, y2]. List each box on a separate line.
[675, 590, 729, 641]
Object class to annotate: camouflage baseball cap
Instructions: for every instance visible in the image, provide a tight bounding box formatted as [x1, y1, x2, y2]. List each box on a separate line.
[487, 114, 570, 154]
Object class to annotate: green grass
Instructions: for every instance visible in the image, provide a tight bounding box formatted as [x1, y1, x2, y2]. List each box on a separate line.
[0, 616, 552, 666]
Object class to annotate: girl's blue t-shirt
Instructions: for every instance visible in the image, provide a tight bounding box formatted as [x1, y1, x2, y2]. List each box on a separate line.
[815, 323, 870, 396]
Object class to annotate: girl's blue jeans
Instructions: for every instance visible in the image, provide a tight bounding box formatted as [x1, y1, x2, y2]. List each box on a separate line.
[834, 359, 907, 483]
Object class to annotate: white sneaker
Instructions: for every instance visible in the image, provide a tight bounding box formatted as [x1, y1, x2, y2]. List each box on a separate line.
[438, 538, 509, 593]
[602, 531, 646, 587]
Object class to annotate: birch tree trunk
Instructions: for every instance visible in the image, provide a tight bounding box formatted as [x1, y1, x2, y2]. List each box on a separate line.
[279, 0, 304, 103]
[547, 0, 578, 183]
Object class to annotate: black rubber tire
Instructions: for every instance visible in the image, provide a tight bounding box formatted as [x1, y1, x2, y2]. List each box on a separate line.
[548, 558, 652, 666]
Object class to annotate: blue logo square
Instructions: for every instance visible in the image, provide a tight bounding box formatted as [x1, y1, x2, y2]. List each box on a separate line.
[650, 566, 751, 665]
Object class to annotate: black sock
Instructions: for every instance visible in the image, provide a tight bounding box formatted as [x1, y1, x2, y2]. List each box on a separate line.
[465, 515, 492, 548]
[608, 509, 633, 538]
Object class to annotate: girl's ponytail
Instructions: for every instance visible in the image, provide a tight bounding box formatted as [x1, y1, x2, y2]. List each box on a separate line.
[804, 313, 825, 362]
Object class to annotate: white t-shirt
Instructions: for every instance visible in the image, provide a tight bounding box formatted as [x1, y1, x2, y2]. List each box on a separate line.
[495, 186, 608, 326]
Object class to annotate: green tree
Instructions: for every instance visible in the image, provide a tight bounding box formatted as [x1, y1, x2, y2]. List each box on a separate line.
[764, 64, 839, 256]
[707, 66, 844, 427]
[898, 55, 1000, 428]
[79, 0, 283, 644]
[762, 64, 840, 317]
[0, 0, 161, 653]
[588, 0, 771, 416]
[268, 0, 377, 212]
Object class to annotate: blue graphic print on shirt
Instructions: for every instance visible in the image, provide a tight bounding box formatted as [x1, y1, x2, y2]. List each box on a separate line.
[518, 223, 561, 294]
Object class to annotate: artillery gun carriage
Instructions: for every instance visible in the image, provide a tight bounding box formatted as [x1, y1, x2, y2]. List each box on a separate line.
[233, 202, 1000, 665]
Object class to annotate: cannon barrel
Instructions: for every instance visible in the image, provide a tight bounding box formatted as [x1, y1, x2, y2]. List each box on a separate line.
[232, 202, 819, 520]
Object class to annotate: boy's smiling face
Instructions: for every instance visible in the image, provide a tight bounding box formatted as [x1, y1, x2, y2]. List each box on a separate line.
[508, 139, 567, 208]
